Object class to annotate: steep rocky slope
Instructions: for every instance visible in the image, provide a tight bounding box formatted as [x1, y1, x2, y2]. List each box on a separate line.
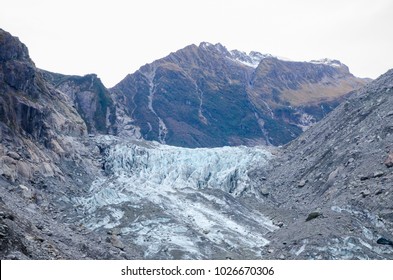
[0, 29, 140, 259]
[254, 69, 393, 259]
[41, 71, 117, 135]
[0, 29, 86, 184]
[112, 43, 368, 147]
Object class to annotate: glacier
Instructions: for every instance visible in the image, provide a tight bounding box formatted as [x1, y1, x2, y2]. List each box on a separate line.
[70, 137, 278, 259]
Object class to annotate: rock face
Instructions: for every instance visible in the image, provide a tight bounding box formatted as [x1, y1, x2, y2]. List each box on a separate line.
[255, 69, 393, 259]
[42, 71, 117, 135]
[112, 42, 368, 147]
[0, 29, 88, 183]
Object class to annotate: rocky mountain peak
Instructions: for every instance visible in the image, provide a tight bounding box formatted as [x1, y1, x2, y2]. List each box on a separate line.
[198, 42, 273, 68]
[0, 29, 31, 62]
[229, 49, 272, 68]
[199, 42, 230, 55]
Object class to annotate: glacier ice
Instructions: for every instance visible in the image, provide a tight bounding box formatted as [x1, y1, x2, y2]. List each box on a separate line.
[103, 142, 272, 195]
[72, 138, 277, 259]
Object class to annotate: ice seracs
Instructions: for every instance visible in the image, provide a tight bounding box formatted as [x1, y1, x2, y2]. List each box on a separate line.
[71, 138, 277, 259]
[103, 141, 272, 195]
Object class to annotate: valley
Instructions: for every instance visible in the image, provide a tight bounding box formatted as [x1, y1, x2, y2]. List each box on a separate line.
[1, 28, 392, 260]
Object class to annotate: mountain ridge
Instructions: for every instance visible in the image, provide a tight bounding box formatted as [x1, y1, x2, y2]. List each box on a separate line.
[111, 41, 368, 147]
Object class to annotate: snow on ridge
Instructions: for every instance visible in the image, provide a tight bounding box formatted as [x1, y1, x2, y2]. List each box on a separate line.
[200, 42, 344, 70]
[199, 42, 272, 68]
[229, 49, 272, 68]
[200, 42, 230, 55]
[309, 58, 343, 68]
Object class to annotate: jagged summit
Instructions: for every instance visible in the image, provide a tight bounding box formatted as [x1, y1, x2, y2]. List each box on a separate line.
[199, 42, 229, 54]
[0, 29, 31, 62]
[229, 49, 272, 68]
[198, 42, 272, 68]
[198, 42, 350, 71]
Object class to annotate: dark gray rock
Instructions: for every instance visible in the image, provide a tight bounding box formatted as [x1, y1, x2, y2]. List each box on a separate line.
[377, 237, 393, 246]
[360, 174, 371, 181]
[305, 212, 322, 222]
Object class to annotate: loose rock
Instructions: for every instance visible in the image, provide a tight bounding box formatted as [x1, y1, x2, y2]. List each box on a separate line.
[260, 187, 269, 196]
[384, 153, 393, 168]
[360, 174, 371, 181]
[6, 151, 21, 161]
[361, 190, 371, 198]
[373, 171, 384, 178]
[298, 179, 307, 188]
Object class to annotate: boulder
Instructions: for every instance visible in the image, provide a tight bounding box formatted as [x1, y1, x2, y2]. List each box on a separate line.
[377, 237, 393, 247]
[384, 153, 393, 168]
[6, 151, 21, 161]
[373, 171, 385, 178]
[298, 179, 307, 188]
[260, 187, 269, 196]
[306, 212, 322, 222]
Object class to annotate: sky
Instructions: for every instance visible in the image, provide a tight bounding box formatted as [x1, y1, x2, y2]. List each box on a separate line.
[1, 0, 392, 87]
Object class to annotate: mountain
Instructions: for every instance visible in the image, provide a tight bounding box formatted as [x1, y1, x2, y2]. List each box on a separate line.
[112, 42, 368, 147]
[1, 28, 391, 260]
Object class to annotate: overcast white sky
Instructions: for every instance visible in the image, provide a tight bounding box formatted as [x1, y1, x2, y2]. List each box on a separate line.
[1, 0, 392, 87]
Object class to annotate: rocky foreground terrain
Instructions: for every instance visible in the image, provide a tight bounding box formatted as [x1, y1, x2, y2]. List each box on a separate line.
[253, 69, 393, 259]
[1, 28, 392, 259]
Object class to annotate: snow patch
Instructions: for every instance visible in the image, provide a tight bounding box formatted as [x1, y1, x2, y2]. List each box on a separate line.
[309, 58, 343, 68]
[229, 50, 272, 68]
[143, 67, 168, 143]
